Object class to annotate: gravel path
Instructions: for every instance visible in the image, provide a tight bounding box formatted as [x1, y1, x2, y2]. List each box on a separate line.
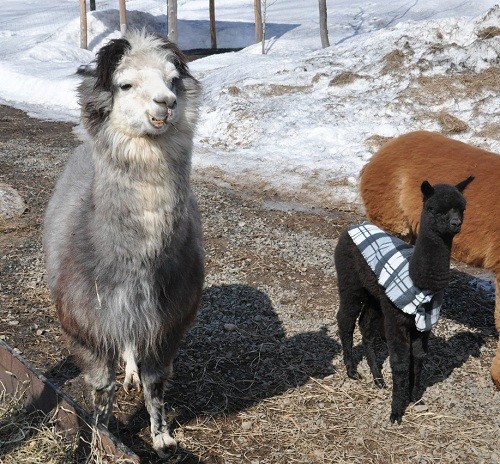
[0, 104, 498, 463]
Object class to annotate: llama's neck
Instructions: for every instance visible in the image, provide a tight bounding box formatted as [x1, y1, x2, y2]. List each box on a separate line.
[409, 225, 454, 293]
[90, 130, 191, 262]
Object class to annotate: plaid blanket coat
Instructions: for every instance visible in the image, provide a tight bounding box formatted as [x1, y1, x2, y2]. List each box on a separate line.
[347, 222, 443, 332]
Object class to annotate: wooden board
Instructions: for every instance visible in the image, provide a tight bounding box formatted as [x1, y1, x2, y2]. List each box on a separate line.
[0, 340, 140, 463]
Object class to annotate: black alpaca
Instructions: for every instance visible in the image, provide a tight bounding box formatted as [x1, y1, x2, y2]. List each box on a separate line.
[334, 176, 474, 423]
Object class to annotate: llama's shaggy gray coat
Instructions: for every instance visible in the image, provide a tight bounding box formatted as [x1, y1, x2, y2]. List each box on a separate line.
[43, 31, 203, 454]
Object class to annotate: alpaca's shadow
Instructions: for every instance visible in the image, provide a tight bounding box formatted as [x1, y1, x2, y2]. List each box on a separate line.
[117, 283, 340, 462]
[347, 267, 494, 400]
[442, 268, 495, 332]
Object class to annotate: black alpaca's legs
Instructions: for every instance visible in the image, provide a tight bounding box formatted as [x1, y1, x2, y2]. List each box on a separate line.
[142, 358, 176, 457]
[410, 330, 429, 402]
[337, 291, 365, 380]
[383, 308, 411, 424]
[78, 345, 118, 427]
[359, 301, 386, 389]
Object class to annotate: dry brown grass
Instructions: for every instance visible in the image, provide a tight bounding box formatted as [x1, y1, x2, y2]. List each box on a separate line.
[380, 49, 406, 75]
[329, 71, 364, 86]
[434, 112, 469, 133]
[477, 26, 500, 39]
[170, 369, 498, 464]
[0, 386, 133, 464]
[0, 387, 76, 463]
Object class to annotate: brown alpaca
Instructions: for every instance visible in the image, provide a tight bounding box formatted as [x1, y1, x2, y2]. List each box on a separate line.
[359, 131, 500, 388]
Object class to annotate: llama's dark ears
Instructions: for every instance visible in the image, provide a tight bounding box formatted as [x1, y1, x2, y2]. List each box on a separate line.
[455, 175, 474, 192]
[421, 180, 434, 199]
[94, 38, 131, 91]
[162, 41, 191, 78]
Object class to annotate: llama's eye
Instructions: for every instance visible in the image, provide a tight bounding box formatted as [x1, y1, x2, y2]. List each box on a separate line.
[120, 84, 132, 91]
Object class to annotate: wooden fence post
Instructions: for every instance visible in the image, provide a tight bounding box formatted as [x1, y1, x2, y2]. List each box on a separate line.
[209, 0, 217, 49]
[80, 0, 87, 49]
[119, 0, 127, 35]
[254, 0, 263, 44]
[167, 0, 178, 43]
[319, 0, 330, 48]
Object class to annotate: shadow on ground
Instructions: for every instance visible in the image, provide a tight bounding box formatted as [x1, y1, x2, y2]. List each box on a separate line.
[108, 283, 340, 462]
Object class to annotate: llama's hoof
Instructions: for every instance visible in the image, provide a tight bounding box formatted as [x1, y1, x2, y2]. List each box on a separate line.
[390, 412, 403, 425]
[152, 431, 177, 458]
[374, 378, 386, 389]
[123, 372, 141, 393]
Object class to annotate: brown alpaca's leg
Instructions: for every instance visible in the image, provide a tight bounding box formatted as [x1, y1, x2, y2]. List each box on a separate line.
[491, 274, 500, 389]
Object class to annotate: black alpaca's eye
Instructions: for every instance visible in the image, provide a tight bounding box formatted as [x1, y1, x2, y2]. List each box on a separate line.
[120, 83, 132, 91]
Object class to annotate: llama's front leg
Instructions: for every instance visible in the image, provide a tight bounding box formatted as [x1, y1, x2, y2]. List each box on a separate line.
[142, 360, 176, 457]
[384, 315, 411, 424]
[410, 330, 429, 402]
[80, 351, 117, 427]
[337, 295, 364, 380]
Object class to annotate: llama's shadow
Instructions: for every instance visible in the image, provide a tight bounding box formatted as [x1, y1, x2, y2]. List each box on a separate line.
[115, 283, 340, 462]
[347, 268, 494, 399]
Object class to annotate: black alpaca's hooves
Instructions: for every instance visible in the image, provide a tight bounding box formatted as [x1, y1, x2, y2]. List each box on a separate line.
[374, 378, 386, 389]
[390, 412, 403, 425]
[347, 370, 362, 380]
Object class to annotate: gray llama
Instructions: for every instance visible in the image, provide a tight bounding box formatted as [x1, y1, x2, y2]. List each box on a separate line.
[334, 176, 473, 423]
[43, 31, 203, 456]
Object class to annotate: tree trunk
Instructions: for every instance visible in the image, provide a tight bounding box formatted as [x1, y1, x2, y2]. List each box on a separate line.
[89, 0, 96, 11]
[254, 0, 263, 44]
[209, 0, 217, 49]
[319, 0, 330, 48]
[167, 0, 178, 43]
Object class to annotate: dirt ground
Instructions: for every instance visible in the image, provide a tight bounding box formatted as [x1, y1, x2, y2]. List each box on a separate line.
[0, 104, 499, 463]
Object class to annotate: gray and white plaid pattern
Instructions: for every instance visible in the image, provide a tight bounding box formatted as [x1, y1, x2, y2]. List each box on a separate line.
[347, 222, 443, 332]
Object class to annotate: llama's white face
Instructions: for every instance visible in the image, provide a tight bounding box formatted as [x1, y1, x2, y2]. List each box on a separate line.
[110, 55, 180, 137]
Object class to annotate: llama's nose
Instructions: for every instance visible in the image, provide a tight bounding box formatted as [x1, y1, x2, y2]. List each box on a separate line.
[153, 94, 177, 109]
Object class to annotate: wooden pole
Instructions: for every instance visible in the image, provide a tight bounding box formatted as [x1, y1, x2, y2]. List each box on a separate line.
[167, 0, 178, 43]
[79, 0, 87, 49]
[209, 0, 217, 49]
[119, 0, 127, 35]
[319, 0, 330, 48]
[261, 0, 267, 54]
[254, 0, 263, 44]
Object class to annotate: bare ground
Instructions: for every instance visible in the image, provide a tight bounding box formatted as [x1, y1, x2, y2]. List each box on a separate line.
[0, 105, 499, 463]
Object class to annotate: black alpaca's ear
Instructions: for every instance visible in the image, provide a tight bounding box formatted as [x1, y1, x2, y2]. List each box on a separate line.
[455, 175, 474, 192]
[94, 38, 131, 91]
[421, 180, 434, 199]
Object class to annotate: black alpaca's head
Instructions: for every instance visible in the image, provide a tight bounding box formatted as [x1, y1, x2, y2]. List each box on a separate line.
[420, 176, 474, 236]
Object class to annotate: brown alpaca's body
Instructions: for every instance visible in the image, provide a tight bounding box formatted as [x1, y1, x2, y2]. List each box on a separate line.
[359, 130, 500, 388]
